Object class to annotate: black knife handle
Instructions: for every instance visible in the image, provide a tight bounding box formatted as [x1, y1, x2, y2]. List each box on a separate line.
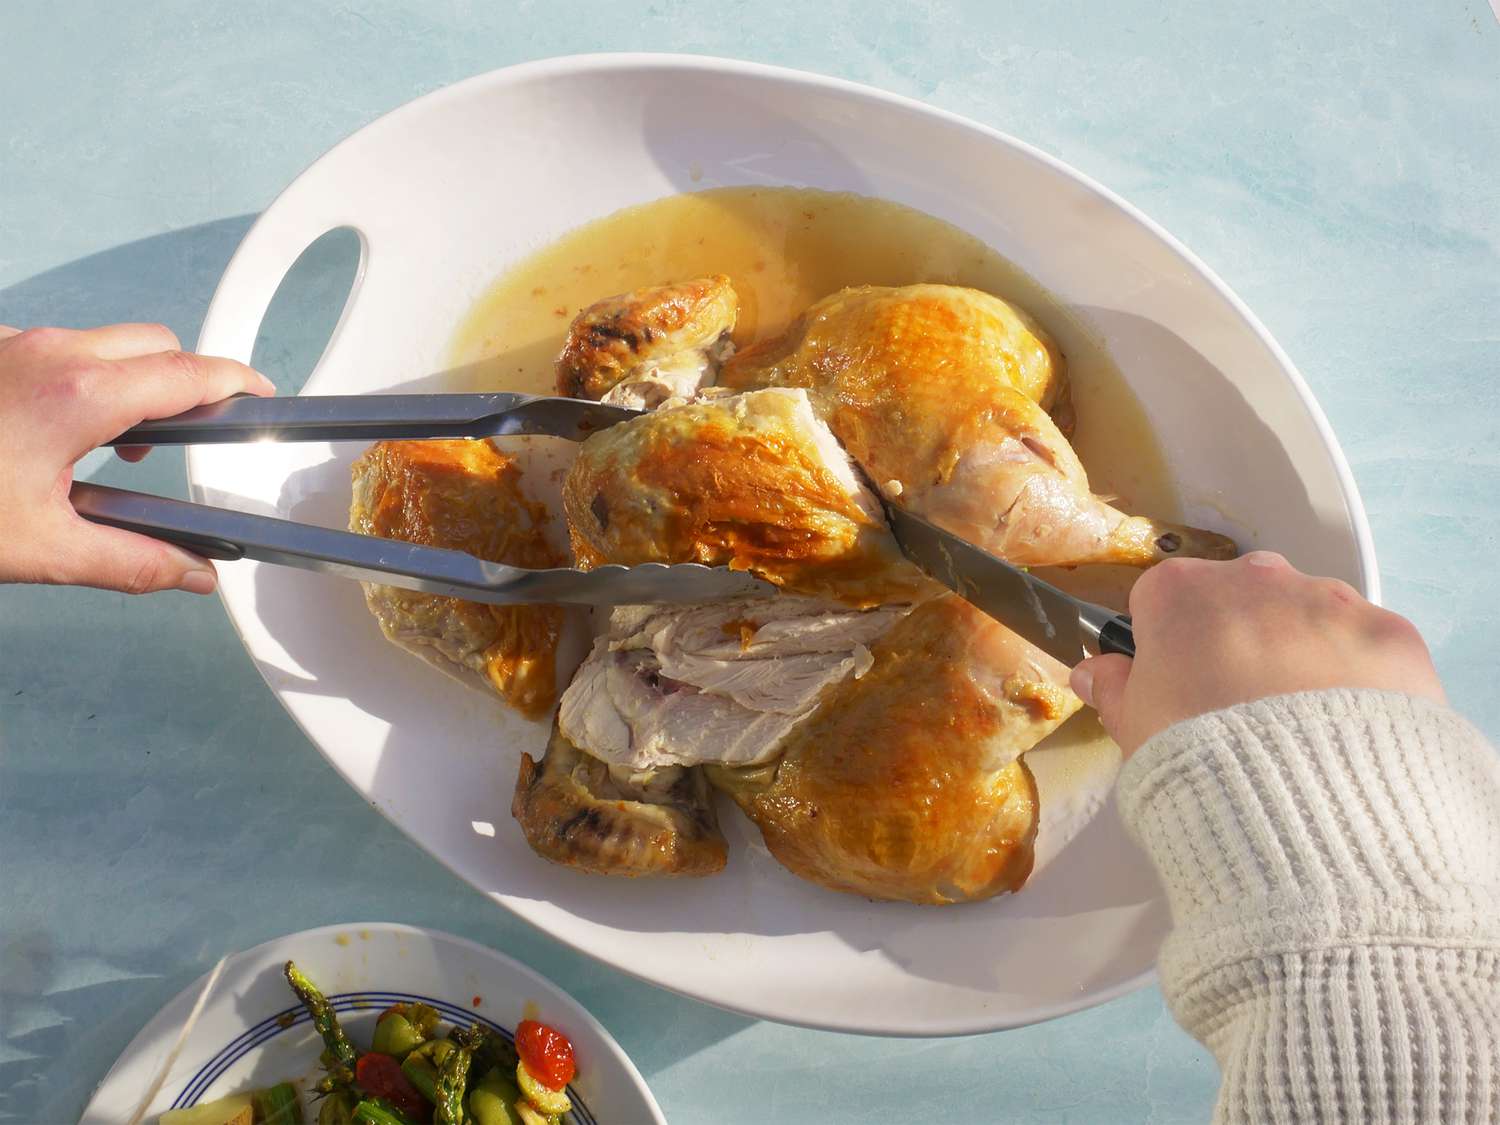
[1096, 614, 1135, 658]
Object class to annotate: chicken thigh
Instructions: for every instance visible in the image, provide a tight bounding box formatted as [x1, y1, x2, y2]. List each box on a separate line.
[719, 284, 1236, 567]
[709, 594, 1080, 904]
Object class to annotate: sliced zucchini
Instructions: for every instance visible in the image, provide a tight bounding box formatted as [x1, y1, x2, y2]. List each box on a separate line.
[514, 1060, 572, 1116]
[467, 1074, 524, 1125]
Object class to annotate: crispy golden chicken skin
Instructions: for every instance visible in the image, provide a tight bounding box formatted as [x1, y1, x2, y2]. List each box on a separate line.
[710, 595, 1081, 904]
[512, 721, 728, 878]
[720, 284, 1236, 568]
[562, 387, 934, 607]
[555, 275, 738, 407]
[350, 439, 564, 720]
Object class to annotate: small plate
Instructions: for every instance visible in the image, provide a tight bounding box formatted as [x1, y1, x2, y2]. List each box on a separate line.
[81, 922, 664, 1125]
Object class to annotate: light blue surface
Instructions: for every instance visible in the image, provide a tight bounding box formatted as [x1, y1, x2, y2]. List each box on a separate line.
[2, 3, 1496, 1122]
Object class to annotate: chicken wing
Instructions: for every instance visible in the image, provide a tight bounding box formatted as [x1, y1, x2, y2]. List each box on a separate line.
[555, 274, 738, 408]
[709, 594, 1080, 904]
[350, 439, 564, 719]
[719, 284, 1235, 567]
[562, 386, 934, 606]
[512, 721, 728, 878]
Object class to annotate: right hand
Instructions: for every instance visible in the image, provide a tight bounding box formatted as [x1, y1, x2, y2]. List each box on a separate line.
[1072, 551, 1446, 756]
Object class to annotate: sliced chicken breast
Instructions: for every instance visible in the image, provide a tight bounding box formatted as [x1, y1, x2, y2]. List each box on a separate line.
[563, 386, 934, 606]
[559, 597, 908, 771]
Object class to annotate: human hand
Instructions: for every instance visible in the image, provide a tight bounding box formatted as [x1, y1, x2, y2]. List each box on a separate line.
[0, 323, 274, 594]
[1071, 552, 1445, 755]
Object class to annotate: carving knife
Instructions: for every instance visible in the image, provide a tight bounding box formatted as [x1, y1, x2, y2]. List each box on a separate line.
[881, 499, 1135, 665]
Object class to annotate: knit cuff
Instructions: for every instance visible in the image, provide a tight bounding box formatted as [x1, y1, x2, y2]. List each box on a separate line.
[1117, 690, 1500, 960]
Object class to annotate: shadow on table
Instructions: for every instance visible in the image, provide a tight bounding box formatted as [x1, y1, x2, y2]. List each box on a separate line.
[1, 220, 746, 1122]
[0, 217, 273, 1124]
[0, 213, 362, 395]
[0, 928, 179, 1125]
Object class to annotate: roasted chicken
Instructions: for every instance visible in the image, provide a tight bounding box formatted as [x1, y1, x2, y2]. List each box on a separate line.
[356, 273, 1232, 902]
[562, 386, 933, 607]
[349, 439, 564, 719]
[555, 274, 738, 408]
[512, 721, 728, 878]
[719, 284, 1236, 567]
[709, 595, 1077, 904]
[550, 591, 1075, 902]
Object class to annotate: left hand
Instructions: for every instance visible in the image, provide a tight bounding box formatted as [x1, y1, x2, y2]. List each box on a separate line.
[0, 323, 275, 594]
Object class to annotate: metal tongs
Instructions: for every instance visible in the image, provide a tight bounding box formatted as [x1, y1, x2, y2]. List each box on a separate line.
[71, 393, 777, 605]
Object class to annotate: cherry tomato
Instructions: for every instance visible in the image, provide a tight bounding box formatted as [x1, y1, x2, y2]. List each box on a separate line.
[355, 1051, 428, 1120]
[515, 1019, 576, 1090]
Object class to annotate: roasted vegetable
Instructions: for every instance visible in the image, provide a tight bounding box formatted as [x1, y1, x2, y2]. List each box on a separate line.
[400, 1038, 456, 1104]
[467, 1029, 520, 1083]
[466, 1068, 524, 1125]
[405, 1004, 442, 1040]
[252, 1083, 304, 1125]
[511, 1104, 553, 1125]
[220, 968, 580, 1125]
[350, 1098, 418, 1125]
[399, 1053, 439, 1106]
[513, 1022, 574, 1091]
[434, 1028, 481, 1125]
[158, 1092, 254, 1125]
[371, 1012, 424, 1059]
[377, 1003, 441, 1045]
[515, 1061, 571, 1116]
[316, 1090, 357, 1125]
[284, 962, 356, 1071]
[354, 1053, 426, 1119]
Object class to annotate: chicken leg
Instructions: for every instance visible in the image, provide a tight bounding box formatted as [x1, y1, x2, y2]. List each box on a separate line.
[719, 283, 1235, 567]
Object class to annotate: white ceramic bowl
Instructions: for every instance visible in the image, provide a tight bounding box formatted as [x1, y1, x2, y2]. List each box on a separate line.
[191, 54, 1375, 1036]
[81, 923, 664, 1124]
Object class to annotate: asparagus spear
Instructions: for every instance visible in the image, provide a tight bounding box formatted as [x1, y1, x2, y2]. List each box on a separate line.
[284, 961, 357, 1071]
[351, 1098, 418, 1125]
[253, 1082, 304, 1125]
[435, 1027, 482, 1125]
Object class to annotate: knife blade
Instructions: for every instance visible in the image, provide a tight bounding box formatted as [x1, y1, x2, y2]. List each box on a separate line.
[881, 499, 1134, 665]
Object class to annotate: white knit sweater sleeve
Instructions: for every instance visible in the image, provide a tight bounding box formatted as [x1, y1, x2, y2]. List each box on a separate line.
[1116, 689, 1500, 1124]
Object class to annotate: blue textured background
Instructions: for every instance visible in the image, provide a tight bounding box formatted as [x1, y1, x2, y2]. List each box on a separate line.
[2, 3, 1496, 1122]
